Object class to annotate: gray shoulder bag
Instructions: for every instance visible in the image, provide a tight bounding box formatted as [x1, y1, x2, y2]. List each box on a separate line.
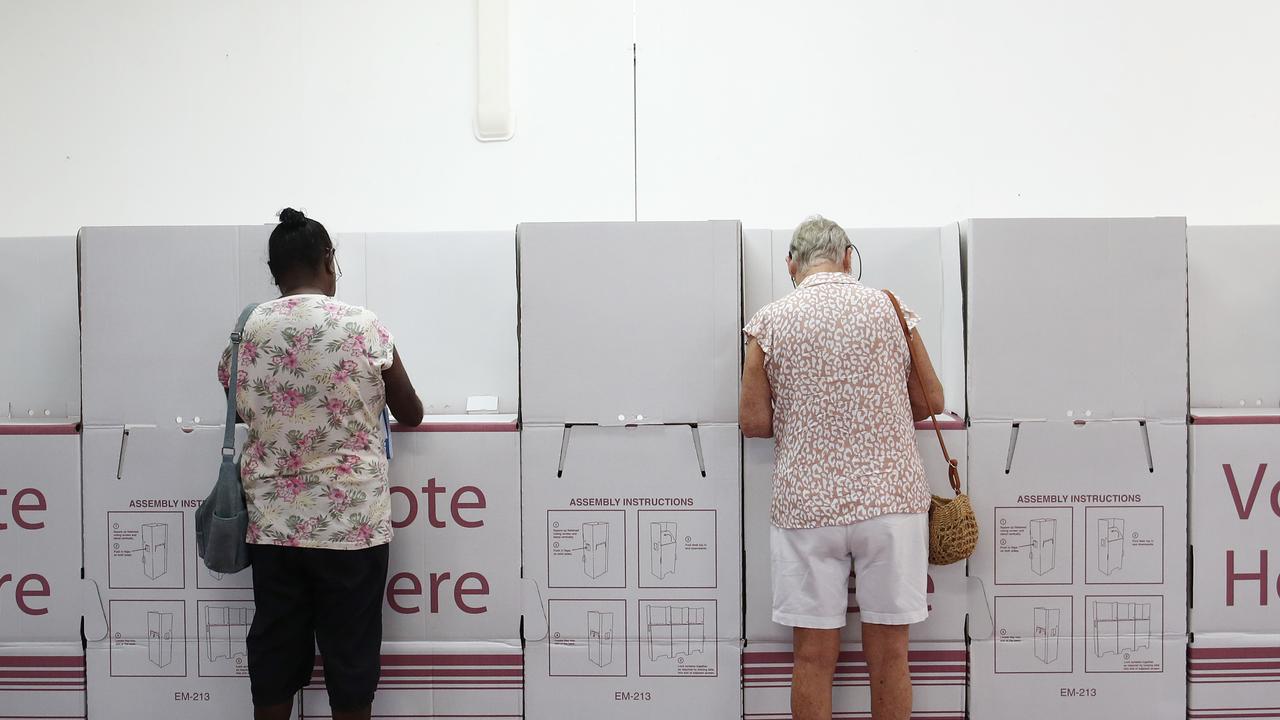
[195, 303, 258, 574]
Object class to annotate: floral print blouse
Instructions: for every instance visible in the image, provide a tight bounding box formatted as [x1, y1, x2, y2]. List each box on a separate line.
[218, 295, 396, 549]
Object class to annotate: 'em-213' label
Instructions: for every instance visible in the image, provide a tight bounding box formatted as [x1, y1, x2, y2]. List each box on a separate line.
[1060, 687, 1098, 697]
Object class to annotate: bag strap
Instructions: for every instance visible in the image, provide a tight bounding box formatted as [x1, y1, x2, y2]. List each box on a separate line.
[222, 304, 259, 456]
[883, 290, 962, 496]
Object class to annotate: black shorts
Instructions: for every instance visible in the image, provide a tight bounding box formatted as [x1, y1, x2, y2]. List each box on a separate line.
[247, 543, 390, 711]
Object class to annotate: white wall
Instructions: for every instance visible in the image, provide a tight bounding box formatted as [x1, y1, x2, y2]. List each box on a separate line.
[0, 0, 637, 235]
[4, 0, 1280, 236]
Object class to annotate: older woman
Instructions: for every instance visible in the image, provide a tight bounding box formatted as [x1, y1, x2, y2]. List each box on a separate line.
[740, 215, 945, 720]
[218, 208, 423, 720]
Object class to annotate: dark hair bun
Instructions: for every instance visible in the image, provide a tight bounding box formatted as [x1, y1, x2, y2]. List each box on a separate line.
[278, 207, 307, 227]
[267, 206, 333, 287]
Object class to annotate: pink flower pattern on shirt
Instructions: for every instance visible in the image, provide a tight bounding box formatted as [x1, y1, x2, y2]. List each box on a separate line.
[219, 296, 396, 549]
[744, 272, 931, 529]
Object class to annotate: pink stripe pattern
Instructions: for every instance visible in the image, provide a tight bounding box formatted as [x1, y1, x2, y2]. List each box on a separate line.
[0, 655, 86, 693]
[307, 653, 523, 691]
[742, 650, 967, 688]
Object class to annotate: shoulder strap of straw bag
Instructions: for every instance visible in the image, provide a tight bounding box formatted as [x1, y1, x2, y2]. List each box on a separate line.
[883, 290, 962, 496]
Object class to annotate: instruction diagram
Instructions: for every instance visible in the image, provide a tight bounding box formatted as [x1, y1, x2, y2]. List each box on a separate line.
[108, 599, 187, 677]
[1085, 595, 1162, 673]
[548, 599, 627, 677]
[1097, 518, 1125, 574]
[108, 511, 185, 589]
[994, 595, 1072, 674]
[638, 510, 717, 589]
[587, 610, 614, 668]
[547, 510, 625, 588]
[1033, 606, 1061, 664]
[639, 599, 717, 677]
[650, 522, 677, 579]
[1029, 518, 1058, 576]
[1085, 506, 1164, 584]
[647, 605, 705, 660]
[994, 506, 1072, 585]
[197, 601, 254, 677]
[148, 611, 175, 668]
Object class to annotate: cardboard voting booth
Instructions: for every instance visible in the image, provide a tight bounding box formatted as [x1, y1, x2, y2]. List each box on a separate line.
[964, 217, 1189, 720]
[79, 225, 521, 719]
[517, 221, 744, 719]
[1187, 226, 1280, 720]
[740, 225, 968, 719]
[0, 236, 87, 719]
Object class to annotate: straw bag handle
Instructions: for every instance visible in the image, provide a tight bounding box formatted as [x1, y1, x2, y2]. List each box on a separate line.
[883, 290, 962, 496]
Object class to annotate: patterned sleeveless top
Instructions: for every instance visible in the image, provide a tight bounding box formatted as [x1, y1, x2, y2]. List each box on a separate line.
[744, 272, 930, 528]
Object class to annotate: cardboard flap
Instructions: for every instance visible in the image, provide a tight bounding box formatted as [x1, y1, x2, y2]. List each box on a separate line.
[79, 225, 281, 426]
[964, 217, 1188, 422]
[967, 576, 995, 641]
[0, 236, 80, 417]
[1189, 225, 1280, 408]
[81, 579, 108, 642]
[521, 579, 549, 641]
[518, 220, 742, 424]
[365, 231, 518, 416]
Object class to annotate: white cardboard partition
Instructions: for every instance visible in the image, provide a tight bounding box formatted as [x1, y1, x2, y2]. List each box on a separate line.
[0, 236, 87, 718]
[82, 425, 259, 719]
[0, 237, 80, 419]
[520, 424, 742, 719]
[964, 217, 1188, 422]
[79, 225, 371, 428]
[79, 226, 279, 427]
[1189, 412, 1280, 635]
[301, 420, 523, 719]
[0, 427, 86, 719]
[361, 232, 519, 415]
[1188, 226, 1280, 409]
[1189, 632, 1280, 720]
[517, 221, 742, 425]
[967, 420, 1188, 720]
[743, 224, 965, 416]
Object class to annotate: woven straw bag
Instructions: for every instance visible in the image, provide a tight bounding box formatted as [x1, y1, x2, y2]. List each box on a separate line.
[885, 291, 978, 566]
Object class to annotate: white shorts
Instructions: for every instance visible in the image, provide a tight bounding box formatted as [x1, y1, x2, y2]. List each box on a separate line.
[771, 512, 929, 628]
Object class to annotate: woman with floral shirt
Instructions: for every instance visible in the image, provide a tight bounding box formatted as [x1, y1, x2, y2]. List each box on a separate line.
[218, 208, 422, 720]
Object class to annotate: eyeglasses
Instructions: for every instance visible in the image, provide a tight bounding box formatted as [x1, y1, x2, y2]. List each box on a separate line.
[329, 248, 343, 279]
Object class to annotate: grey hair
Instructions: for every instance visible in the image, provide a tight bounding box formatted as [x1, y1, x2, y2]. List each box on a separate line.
[789, 215, 850, 272]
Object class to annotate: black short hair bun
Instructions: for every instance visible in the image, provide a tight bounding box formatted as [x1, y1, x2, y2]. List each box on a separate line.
[278, 207, 307, 227]
[267, 206, 332, 287]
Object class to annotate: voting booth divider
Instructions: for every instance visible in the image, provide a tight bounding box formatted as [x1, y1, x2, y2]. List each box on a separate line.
[517, 221, 745, 720]
[0, 235, 88, 719]
[740, 225, 969, 720]
[963, 218, 1190, 720]
[1187, 225, 1280, 720]
[73, 225, 523, 719]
